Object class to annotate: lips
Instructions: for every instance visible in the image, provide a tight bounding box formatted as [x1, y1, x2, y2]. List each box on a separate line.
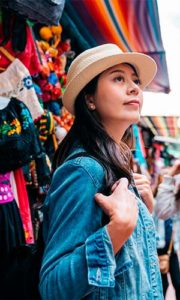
[124, 99, 140, 106]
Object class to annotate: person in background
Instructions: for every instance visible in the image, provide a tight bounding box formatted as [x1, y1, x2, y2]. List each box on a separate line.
[156, 160, 180, 218]
[155, 160, 180, 300]
[39, 43, 163, 300]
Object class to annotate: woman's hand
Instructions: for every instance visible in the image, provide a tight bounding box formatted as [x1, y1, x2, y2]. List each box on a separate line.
[95, 178, 138, 254]
[133, 173, 154, 214]
[168, 160, 180, 177]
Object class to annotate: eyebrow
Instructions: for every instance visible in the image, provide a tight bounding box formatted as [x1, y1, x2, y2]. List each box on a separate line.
[109, 69, 138, 76]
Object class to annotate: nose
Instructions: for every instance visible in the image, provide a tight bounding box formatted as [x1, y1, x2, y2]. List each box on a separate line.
[127, 81, 140, 95]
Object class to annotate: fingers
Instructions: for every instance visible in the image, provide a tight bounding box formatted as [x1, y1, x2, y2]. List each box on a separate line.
[95, 193, 111, 216]
[133, 173, 150, 184]
[94, 192, 107, 204]
[132, 172, 154, 213]
[112, 178, 129, 196]
[142, 195, 154, 213]
[136, 184, 154, 213]
[96, 177, 135, 218]
[111, 178, 129, 193]
[120, 177, 129, 186]
[111, 178, 129, 194]
[111, 179, 120, 192]
[135, 184, 151, 199]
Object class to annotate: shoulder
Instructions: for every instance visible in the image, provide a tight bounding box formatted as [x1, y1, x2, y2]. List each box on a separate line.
[70, 155, 105, 177]
[53, 155, 105, 189]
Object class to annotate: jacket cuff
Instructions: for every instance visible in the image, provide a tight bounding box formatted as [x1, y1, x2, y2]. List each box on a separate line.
[85, 226, 116, 287]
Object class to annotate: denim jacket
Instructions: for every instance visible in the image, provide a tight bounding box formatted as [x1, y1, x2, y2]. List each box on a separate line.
[39, 147, 163, 300]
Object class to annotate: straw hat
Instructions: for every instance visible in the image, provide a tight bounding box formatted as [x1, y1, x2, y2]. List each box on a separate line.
[62, 43, 157, 115]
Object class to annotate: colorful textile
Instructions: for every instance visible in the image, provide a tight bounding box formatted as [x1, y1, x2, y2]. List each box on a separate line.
[61, 0, 170, 93]
[0, 58, 43, 120]
[0, 200, 25, 258]
[0, 173, 14, 204]
[141, 116, 179, 138]
[14, 168, 34, 244]
[0, 24, 40, 75]
[35, 110, 54, 144]
[10, 171, 19, 205]
[0, 98, 42, 173]
[133, 124, 147, 168]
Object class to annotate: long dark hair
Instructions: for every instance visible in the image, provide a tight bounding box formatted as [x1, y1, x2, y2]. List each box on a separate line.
[53, 74, 133, 190]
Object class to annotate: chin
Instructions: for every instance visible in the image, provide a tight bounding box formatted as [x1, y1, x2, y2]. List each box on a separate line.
[126, 113, 140, 125]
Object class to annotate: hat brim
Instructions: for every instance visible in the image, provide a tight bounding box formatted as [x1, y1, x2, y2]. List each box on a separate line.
[62, 52, 157, 115]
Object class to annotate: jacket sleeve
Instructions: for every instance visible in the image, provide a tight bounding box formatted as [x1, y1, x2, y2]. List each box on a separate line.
[155, 175, 176, 219]
[39, 162, 116, 300]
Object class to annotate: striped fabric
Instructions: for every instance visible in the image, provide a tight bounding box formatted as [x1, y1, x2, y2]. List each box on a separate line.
[61, 0, 170, 93]
[141, 116, 179, 137]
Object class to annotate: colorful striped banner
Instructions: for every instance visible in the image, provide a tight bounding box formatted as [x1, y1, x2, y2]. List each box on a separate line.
[61, 0, 170, 93]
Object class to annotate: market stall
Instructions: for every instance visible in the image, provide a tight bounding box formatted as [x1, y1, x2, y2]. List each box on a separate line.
[0, 1, 176, 299]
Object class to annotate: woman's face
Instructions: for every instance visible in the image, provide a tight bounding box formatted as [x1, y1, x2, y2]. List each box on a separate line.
[92, 63, 143, 128]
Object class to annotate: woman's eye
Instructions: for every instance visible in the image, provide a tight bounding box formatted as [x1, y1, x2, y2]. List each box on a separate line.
[134, 79, 141, 85]
[115, 76, 123, 82]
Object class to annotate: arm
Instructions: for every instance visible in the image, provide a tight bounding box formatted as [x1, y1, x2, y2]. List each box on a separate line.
[40, 162, 116, 300]
[40, 161, 138, 300]
[133, 173, 154, 214]
[95, 178, 138, 254]
[155, 175, 176, 219]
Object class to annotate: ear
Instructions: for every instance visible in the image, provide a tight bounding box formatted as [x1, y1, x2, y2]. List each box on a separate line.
[85, 94, 96, 110]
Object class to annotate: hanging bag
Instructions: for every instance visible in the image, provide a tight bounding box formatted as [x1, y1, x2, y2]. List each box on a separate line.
[158, 231, 173, 274]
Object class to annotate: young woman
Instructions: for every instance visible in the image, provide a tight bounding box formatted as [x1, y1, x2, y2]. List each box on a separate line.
[156, 160, 180, 218]
[39, 44, 163, 300]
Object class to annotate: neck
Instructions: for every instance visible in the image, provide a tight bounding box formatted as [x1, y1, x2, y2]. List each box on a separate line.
[103, 119, 130, 144]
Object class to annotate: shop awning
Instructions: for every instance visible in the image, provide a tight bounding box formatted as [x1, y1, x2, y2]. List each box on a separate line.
[61, 0, 170, 93]
[141, 116, 179, 137]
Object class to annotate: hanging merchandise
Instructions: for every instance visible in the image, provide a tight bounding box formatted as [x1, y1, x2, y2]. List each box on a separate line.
[35, 109, 56, 146]
[36, 26, 69, 91]
[0, 12, 41, 75]
[0, 6, 52, 298]
[53, 106, 74, 133]
[13, 168, 35, 244]
[0, 98, 43, 173]
[37, 71, 62, 104]
[0, 95, 50, 242]
[0, 54, 44, 120]
[54, 121, 67, 144]
[133, 124, 147, 167]
[0, 172, 25, 252]
[0, 0, 65, 25]
[33, 25, 73, 123]
[33, 24, 76, 152]
[0, 8, 27, 52]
